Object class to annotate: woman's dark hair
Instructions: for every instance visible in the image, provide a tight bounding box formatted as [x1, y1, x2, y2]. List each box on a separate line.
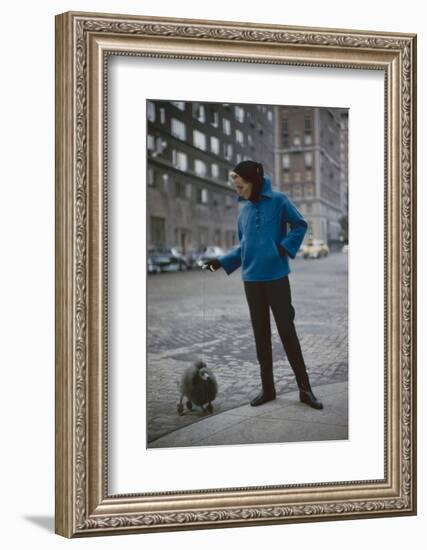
[232, 161, 264, 202]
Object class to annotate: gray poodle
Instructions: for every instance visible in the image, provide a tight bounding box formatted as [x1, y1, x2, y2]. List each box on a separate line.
[177, 361, 218, 415]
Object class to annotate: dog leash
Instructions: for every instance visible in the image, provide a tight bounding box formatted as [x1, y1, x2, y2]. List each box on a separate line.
[201, 264, 206, 363]
[201, 262, 210, 363]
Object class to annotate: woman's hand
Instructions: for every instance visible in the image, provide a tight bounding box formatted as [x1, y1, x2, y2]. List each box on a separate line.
[277, 244, 287, 257]
[203, 259, 222, 272]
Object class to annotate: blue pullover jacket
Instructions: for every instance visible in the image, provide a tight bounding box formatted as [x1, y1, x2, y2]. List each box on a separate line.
[218, 175, 308, 282]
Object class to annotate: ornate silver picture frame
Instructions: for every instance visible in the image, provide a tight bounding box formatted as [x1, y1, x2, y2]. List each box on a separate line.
[55, 11, 417, 537]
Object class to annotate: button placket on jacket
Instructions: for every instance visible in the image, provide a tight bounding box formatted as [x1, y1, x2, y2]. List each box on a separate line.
[255, 204, 260, 229]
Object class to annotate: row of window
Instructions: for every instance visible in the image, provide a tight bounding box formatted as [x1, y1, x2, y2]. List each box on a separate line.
[170, 148, 223, 179]
[283, 170, 313, 184]
[282, 116, 313, 147]
[150, 218, 238, 251]
[147, 134, 252, 178]
[282, 132, 313, 148]
[168, 118, 256, 150]
[147, 101, 273, 140]
[147, 131, 251, 159]
[282, 152, 313, 170]
[148, 101, 273, 126]
[298, 202, 313, 214]
[285, 184, 315, 200]
[148, 168, 235, 207]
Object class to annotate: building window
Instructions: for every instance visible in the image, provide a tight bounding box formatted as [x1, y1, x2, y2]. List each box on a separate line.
[294, 171, 301, 182]
[209, 107, 219, 127]
[211, 163, 219, 178]
[213, 228, 221, 246]
[171, 149, 188, 171]
[171, 118, 186, 140]
[235, 129, 244, 144]
[224, 143, 233, 160]
[148, 167, 155, 186]
[236, 152, 242, 164]
[225, 195, 233, 209]
[172, 101, 185, 111]
[150, 216, 166, 248]
[160, 108, 166, 124]
[282, 118, 289, 147]
[155, 136, 165, 156]
[147, 134, 155, 151]
[193, 129, 207, 150]
[223, 118, 231, 135]
[147, 101, 156, 122]
[293, 134, 301, 147]
[210, 135, 219, 154]
[192, 103, 206, 122]
[247, 112, 255, 128]
[267, 109, 273, 122]
[282, 154, 290, 170]
[162, 173, 169, 193]
[305, 169, 313, 181]
[194, 159, 207, 177]
[175, 181, 186, 199]
[304, 152, 313, 168]
[247, 135, 254, 148]
[186, 183, 192, 199]
[197, 188, 208, 204]
[304, 134, 313, 145]
[283, 172, 290, 183]
[234, 106, 245, 123]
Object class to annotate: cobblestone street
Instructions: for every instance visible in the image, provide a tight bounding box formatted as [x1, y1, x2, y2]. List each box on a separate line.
[147, 252, 348, 444]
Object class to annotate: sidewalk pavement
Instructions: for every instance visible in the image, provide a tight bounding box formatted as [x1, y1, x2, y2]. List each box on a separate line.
[149, 381, 348, 449]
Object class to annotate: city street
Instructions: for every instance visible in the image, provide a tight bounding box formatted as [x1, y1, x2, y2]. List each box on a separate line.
[147, 251, 348, 445]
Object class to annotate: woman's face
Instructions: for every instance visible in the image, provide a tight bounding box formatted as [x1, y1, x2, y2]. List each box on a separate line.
[231, 173, 253, 200]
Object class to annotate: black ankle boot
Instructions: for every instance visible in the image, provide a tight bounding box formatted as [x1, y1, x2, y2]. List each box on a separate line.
[250, 389, 276, 407]
[299, 389, 323, 410]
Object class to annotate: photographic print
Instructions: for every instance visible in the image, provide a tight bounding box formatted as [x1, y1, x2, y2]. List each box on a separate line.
[146, 100, 349, 448]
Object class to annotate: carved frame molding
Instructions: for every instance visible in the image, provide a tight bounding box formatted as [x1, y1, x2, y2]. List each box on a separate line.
[55, 11, 416, 537]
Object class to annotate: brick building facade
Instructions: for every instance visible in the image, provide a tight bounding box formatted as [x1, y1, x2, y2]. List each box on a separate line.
[274, 106, 349, 246]
[147, 100, 274, 254]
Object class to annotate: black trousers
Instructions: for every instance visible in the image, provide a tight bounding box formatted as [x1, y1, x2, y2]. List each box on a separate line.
[243, 275, 311, 394]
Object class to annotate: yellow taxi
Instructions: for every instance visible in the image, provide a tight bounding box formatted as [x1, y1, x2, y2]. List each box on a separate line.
[301, 238, 329, 259]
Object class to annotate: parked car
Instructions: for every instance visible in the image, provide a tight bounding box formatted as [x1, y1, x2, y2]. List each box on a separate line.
[148, 247, 189, 272]
[147, 256, 161, 274]
[169, 247, 190, 270]
[195, 246, 225, 268]
[302, 239, 329, 259]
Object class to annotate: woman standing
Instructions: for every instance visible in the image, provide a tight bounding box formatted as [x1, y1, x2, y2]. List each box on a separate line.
[204, 160, 323, 409]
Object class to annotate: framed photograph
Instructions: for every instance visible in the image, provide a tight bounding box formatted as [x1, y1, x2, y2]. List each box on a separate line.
[55, 11, 417, 537]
